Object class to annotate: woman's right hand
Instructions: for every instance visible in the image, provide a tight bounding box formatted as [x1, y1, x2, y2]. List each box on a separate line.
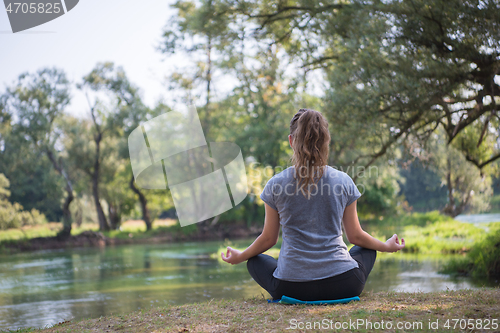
[385, 234, 405, 253]
[221, 246, 244, 265]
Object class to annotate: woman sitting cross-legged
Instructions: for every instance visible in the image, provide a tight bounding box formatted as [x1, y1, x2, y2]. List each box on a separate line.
[221, 108, 405, 301]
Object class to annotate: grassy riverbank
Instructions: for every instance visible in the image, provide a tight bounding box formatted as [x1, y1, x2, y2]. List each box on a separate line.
[8, 288, 500, 333]
[1, 211, 493, 254]
[0, 219, 261, 254]
[0, 219, 180, 243]
[443, 223, 500, 279]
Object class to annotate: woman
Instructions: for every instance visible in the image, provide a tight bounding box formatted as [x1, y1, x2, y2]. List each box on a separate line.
[221, 109, 405, 301]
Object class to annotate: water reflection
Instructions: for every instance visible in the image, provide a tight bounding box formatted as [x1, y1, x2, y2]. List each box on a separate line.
[366, 254, 484, 293]
[0, 240, 496, 331]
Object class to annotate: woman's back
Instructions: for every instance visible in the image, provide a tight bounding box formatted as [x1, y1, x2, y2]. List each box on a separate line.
[260, 165, 361, 281]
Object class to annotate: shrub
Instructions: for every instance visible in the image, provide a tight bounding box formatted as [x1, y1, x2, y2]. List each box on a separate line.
[364, 210, 455, 227]
[402, 220, 483, 254]
[0, 173, 48, 230]
[442, 224, 500, 278]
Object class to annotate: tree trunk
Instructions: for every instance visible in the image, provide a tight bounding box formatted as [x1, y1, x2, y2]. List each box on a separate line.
[92, 170, 109, 231]
[130, 175, 152, 231]
[197, 33, 213, 233]
[46, 149, 74, 239]
[441, 157, 473, 218]
[58, 184, 74, 239]
[442, 157, 457, 217]
[108, 202, 121, 230]
[91, 122, 109, 231]
[87, 101, 109, 231]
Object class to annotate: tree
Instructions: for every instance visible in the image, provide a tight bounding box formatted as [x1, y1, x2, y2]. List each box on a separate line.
[223, 0, 500, 174]
[1, 68, 75, 237]
[78, 62, 159, 231]
[100, 145, 137, 230]
[0, 108, 65, 221]
[403, 127, 494, 217]
[61, 113, 136, 230]
[159, 0, 243, 140]
[160, 1, 241, 229]
[398, 158, 448, 212]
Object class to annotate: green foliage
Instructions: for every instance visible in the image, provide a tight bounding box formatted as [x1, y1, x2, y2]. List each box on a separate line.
[366, 210, 455, 228]
[488, 194, 500, 214]
[429, 129, 493, 216]
[364, 211, 483, 254]
[68, 62, 161, 231]
[398, 159, 448, 212]
[1, 67, 74, 236]
[5, 153, 64, 221]
[402, 220, 483, 254]
[0, 119, 65, 221]
[224, 0, 500, 175]
[361, 211, 484, 254]
[167, 221, 199, 236]
[0, 70, 69, 222]
[443, 224, 500, 279]
[0, 172, 10, 198]
[216, 200, 246, 224]
[398, 211, 455, 227]
[0, 173, 47, 230]
[356, 162, 403, 217]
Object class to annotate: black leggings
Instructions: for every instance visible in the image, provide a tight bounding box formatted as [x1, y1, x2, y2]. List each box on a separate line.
[246, 246, 376, 301]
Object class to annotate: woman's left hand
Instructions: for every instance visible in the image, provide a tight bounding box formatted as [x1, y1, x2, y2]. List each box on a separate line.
[221, 246, 244, 265]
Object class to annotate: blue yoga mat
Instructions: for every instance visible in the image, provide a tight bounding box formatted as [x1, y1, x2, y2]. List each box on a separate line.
[267, 296, 360, 305]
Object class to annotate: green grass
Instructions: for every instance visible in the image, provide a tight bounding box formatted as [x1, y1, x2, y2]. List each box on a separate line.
[364, 210, 456, 228]
[97, 219, 199, 240]
[6, 289, 499, 333]
[487, 194, 500, 214]
[402, 220, 484, 254]
[360, 211, 493, 255]
[442, 223, 500, 278]
[1, 219, 192, 238]
[0, 222, 63, 242]
[0, 219, 196, 253]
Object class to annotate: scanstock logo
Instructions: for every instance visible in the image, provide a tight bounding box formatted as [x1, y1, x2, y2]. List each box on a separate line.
[3, 0, 79, 33]
[128, 104, 249, 227]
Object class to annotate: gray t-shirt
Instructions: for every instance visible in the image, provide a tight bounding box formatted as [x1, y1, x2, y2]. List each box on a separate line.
[259, 165, 361, 282]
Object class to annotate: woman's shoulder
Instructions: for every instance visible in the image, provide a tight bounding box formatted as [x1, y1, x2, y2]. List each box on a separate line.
[268, 165, 354, 184]
[325, 166, 355, 184]
[269, 166, 295, 183]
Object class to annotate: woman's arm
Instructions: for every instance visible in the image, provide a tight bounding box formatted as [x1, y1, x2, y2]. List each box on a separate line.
[221, 202, 280, 265]
[343, 200, 405, 253]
